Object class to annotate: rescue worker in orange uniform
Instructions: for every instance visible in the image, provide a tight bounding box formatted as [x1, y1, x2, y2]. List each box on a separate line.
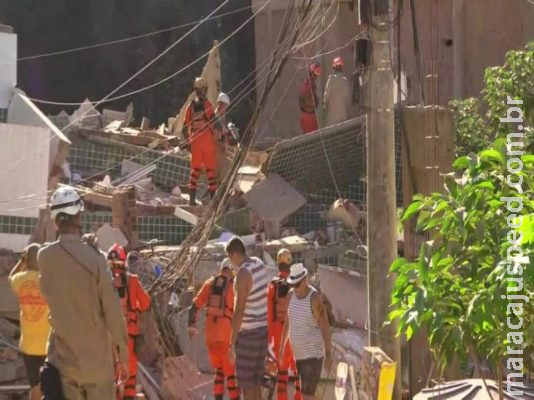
[184, 77, 217, 205]
[107, 244, 151, 400]
[298, 63, 321, 134]
[188, 259, 240, 400]
[268, 249, 302, 400]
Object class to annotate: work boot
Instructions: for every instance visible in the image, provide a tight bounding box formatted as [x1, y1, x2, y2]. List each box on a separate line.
[189, 190, 196, 206]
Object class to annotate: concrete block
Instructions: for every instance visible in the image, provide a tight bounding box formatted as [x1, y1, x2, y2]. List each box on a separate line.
[159, 356, 212, 400]
[244, 174, 306, 222]
[317, 264, 367, 329]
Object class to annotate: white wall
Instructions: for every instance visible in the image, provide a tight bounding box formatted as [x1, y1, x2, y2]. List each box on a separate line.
[0, 31, 17, 109]
[0, 124, 50, 220]
[0, 233, 31, 253]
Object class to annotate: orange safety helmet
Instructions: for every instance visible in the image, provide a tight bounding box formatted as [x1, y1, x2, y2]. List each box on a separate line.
[107, 243, 127, 264]
[332, 56, 344, 68]
[308, 62, 321, 77]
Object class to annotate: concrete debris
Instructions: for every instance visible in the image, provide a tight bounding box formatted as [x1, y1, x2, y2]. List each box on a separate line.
[318, 264, 367, 329]
[140, 117, 150, 130]
[173, 309, 211, 374]
[104, 120, 125, 131]
[174, 207, 198, 226]
[70, 98, 102, 130]
[263, 235, 312, 255]
[102, 108, 128, 127]
[159, 356, 212, 400]
[326, 198, 362, 231]
[245, 173, 307, 223]
[0, 249, 18, 277]
[0, 250, 19, 320]
[96, 223, 129, 253]
[121, 159, 145, 177]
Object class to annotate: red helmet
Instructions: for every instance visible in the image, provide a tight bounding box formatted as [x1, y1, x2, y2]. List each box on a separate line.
[107, 243, 126, 263]
[308, 63, 321, 76]
[332, 57, 344, 68]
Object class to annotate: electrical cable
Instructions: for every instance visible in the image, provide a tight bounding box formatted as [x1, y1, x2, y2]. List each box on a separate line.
[17, 3, 261, 61]
[0, 0, 268, 184]
[294, 3, 365, 247]
[0, 37, 284, 211]
[150, 0, 317, 297]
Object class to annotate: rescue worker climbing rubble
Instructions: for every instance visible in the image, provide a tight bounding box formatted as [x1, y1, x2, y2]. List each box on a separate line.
[268, 249, 302, 400]
[188, 258, 240, 400]
[107, 244, 151, 400]
[184, 77, 217, 205]
[298, 63, 321, 134]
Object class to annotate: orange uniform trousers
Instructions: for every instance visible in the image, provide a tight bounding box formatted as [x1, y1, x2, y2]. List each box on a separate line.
[271, 322, 302, 400]
[190, 132, 217, 192]
[207, 341, 240, 400]
[299, 112, 319, 134]
[116, 335, 138, 400]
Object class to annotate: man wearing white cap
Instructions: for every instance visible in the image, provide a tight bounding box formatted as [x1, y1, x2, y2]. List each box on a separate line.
[280, 264, 332, 400]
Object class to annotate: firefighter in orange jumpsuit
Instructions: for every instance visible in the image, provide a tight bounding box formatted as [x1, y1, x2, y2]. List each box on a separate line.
[268, 249, 302, 400]
[107, 244, 151, 400]
[187, 259, 240, 400]
[184, 77, 217, 205]
[298, 63, 321, 134]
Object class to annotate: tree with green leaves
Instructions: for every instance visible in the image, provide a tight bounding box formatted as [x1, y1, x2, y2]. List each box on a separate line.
[451, 42, 534, 156]
[389, 140, 533, 382]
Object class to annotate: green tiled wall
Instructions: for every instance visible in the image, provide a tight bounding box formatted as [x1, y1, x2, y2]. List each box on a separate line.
[68, 140, 193, 189]
[0, 212, 192, 246]
[0, 215, 38, 235]
[216, 207, 251, 235]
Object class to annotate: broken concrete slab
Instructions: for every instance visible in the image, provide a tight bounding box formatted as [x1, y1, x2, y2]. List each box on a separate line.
[104, 120, 125, 131]
[70, 99, 102, 130]
[174, 207, 198, 226]
[263, 235, 311, 254]
[317, 264, 367, 329]
[0, 277, 19, 320]
[121, 159, 144, 177]
[245, 173, 306, 222]
[102, 109, 127, 127]
[96, 223, 128, 253]
[160, 356, 212, 400]
[173, 309, 211, 374]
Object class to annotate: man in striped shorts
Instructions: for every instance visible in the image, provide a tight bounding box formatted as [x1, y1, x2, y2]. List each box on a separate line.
[226, 236, 269, 400]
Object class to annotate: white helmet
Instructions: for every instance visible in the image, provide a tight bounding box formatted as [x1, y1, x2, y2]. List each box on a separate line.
[50, 186, 84, 219]
[217, 92, 230, 105]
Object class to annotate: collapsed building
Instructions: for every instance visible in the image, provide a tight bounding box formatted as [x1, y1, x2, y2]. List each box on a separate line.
[0, 31, 407, 400]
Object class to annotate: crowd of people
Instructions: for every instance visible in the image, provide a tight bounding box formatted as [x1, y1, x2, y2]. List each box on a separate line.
[189, 237, 332, 400]
[9, 186, 151, 400]
[183, 55, 351, 207]
[7, 61, 341, 400]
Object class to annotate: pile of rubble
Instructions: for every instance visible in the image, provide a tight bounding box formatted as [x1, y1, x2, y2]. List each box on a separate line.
[0, 250, 28, 399]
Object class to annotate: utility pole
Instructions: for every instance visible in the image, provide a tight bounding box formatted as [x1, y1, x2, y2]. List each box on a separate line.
[366, 0, 401, 398]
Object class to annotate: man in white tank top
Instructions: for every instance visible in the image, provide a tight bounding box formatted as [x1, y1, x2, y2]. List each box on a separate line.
[226, 236, 269, 400]
[280, 264, 332, 400]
